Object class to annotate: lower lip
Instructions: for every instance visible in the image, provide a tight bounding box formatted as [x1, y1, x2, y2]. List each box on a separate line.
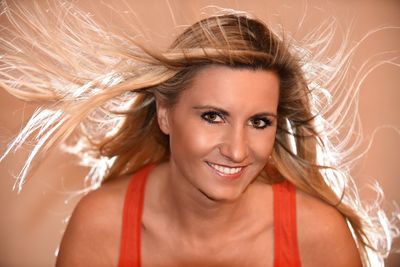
[206, 162, 245, 180]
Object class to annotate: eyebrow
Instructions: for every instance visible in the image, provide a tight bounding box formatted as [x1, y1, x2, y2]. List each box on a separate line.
[192, 105, 277, 118]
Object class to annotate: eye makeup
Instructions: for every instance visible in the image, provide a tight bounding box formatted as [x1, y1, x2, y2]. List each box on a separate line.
[194, 106, 276, 129]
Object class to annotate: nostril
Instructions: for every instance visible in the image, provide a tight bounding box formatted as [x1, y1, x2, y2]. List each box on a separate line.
[218, 140, 249, 163]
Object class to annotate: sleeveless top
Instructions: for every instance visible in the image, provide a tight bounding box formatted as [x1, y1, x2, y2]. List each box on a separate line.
[118, 164, 301, 267]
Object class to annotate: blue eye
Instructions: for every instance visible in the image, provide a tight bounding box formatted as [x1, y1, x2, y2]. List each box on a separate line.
[201, 111, 224, 123]
[249, 117, 272, 129]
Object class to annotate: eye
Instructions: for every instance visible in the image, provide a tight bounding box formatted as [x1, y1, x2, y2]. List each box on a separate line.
[201, 111, 224, 124]
[249, 117, 272, 129]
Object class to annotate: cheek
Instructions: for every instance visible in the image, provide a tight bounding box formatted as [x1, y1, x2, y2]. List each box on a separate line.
[169, 119, 220, 159]
[250, 129, 276, 161]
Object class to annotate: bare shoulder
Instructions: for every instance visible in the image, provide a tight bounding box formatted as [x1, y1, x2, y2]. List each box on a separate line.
[296, 189, 362, 267]
[56, 175, 132, 267]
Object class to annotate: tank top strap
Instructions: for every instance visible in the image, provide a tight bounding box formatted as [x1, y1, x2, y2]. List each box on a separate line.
[118, 164, 154, 267]
[272, 180, 302, 267]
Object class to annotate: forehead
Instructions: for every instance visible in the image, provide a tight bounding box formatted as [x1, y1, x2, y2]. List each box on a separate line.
[177, 65, 280, 113]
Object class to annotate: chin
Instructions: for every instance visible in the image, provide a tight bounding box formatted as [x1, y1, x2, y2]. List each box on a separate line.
[198, 187, 246, 203]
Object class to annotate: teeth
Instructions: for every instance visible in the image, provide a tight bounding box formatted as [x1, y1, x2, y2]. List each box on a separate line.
[208, 162, 242, 175]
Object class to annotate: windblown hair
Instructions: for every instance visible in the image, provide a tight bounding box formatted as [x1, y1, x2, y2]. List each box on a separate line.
[0, 1, 398, 266]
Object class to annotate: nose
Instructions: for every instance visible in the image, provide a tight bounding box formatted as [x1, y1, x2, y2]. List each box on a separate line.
[219, 126, 249, 163]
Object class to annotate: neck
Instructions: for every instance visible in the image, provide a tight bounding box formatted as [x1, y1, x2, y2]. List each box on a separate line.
[160, 161, 253, 242]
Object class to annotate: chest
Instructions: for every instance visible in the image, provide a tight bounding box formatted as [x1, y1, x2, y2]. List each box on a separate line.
[140, 224, 274, 267]
[117, 168, 300, 267]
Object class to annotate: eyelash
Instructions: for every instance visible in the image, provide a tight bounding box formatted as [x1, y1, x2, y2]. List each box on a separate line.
[200, 111, 272, 130]
[249, 117, 272, 129]
[201, 111, 223, 124]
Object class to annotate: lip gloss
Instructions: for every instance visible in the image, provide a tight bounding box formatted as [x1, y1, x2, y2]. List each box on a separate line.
[213, 168, 244, 179]
[206, 162, 246, 180]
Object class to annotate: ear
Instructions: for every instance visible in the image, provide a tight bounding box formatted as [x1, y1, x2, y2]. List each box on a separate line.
[156, 98, 170, 135]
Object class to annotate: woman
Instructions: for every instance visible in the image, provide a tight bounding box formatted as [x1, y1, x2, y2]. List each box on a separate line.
[0, 3, 395, 267]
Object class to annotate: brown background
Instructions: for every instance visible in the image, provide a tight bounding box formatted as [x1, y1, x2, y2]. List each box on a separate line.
[0, 0, 399, 266]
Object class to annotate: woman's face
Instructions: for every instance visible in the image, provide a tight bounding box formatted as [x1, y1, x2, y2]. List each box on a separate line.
[157, 65, 279, 202]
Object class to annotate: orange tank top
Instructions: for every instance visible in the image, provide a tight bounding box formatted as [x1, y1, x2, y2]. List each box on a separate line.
[118, 165, 301, 267]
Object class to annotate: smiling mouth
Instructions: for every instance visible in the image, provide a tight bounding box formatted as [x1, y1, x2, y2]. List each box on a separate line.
[206, 162, 244, 175]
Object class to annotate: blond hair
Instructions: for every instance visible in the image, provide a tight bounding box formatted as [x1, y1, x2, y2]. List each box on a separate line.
[0, 2, 397, 266]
